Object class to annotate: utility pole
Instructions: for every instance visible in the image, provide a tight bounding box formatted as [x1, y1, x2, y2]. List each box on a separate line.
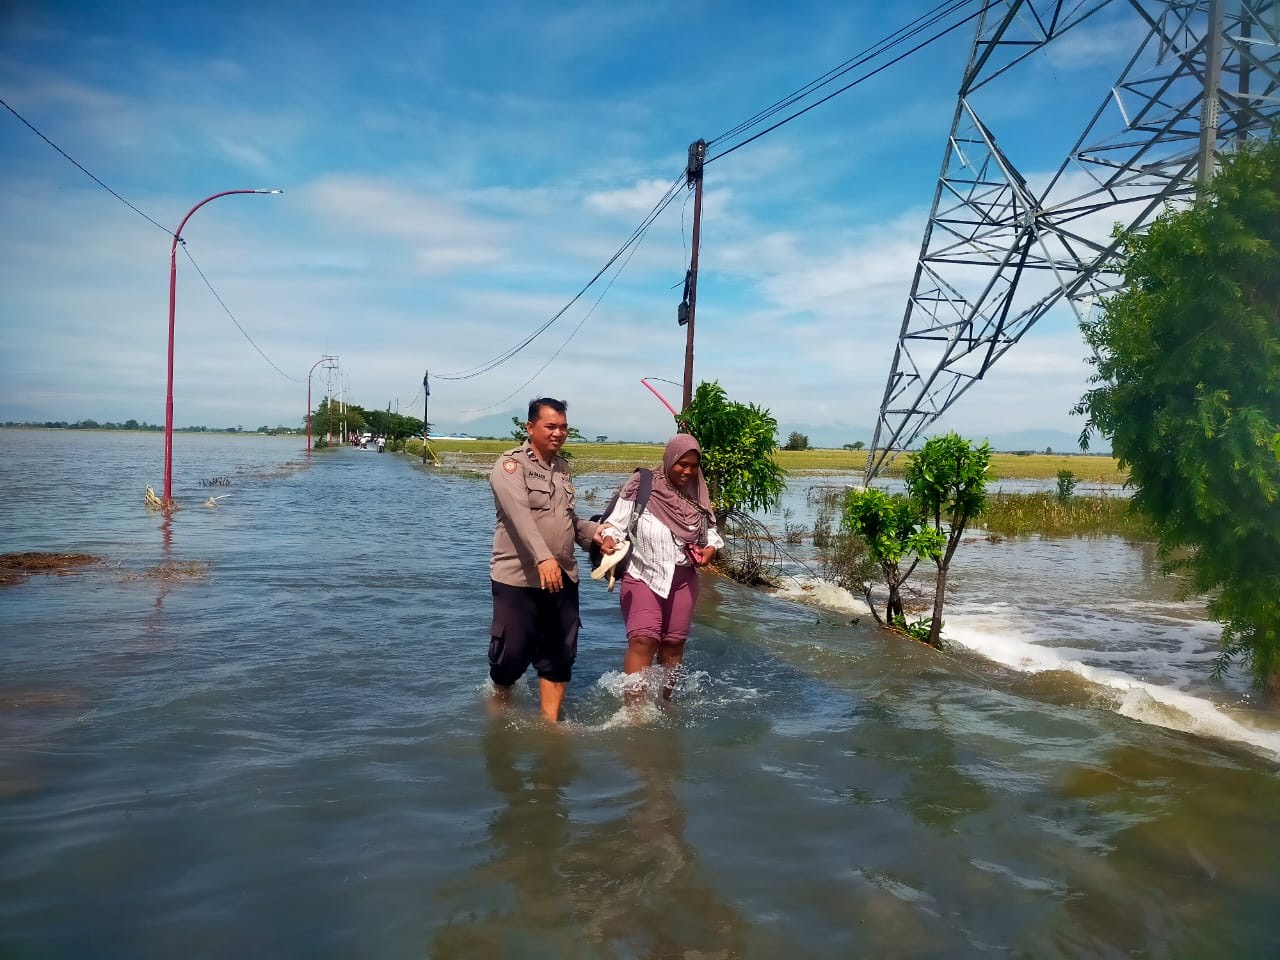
[422, 369, 430, 465]
[680, 139, 706, 411]
[326, 364, 333, 446]
[306, 355, 336, 455]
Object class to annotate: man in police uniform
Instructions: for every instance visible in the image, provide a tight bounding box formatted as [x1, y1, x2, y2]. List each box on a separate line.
[489, 397, 615, 721]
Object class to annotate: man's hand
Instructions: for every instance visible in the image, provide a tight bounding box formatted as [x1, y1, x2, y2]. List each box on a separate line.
[689, 545, 716, 567]
[597, 533, 618, 555]
[537, 558, 564, 592]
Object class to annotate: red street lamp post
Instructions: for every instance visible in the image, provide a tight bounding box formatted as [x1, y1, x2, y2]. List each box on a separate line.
[162, 188, 282, 504]
[307, 356, 337, 454]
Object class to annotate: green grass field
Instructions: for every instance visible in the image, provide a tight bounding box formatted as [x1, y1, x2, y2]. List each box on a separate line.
[410, 439, 1125, 482]
[981, 490, 1150, 538]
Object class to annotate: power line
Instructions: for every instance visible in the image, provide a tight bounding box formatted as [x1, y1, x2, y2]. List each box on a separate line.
[181, 245, 301, 382]
[3, 97, 300, 385]
[1, 96, 173, 236]
[708, 0, 976, 147]
[461, 202, 657, 414]
[706, 0, 991, 163]
[437, 2, 992, 386]
[436, 171, 687, 381]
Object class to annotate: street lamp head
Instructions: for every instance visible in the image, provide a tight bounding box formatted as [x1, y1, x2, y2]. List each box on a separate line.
[255, 188, 284, 195]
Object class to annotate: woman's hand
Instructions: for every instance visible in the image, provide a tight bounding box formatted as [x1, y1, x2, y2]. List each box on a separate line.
[689, 545, 716, 567]
[595, 529, 618, 554]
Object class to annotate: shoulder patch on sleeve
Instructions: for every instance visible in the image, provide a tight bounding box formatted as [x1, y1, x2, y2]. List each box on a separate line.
[502, 458, 519, 474]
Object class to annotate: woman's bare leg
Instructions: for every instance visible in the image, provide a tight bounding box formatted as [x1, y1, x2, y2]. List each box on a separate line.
[624, 634, 659, 705]
[656, 639, 686, 702]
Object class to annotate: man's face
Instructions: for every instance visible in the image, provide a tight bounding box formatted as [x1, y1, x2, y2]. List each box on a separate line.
[527, 406, 569, 460]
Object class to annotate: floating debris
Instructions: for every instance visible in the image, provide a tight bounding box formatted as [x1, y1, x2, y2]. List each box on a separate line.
[125, 560, 210, 583]
[0, 552, 103, 586]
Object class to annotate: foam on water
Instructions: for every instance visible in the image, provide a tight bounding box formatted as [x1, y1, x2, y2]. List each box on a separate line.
[943, 616, 1280, 762]
[768, 576, 1280, 763]
[772, 575, 873, 617]
[592, 667, 762, 709]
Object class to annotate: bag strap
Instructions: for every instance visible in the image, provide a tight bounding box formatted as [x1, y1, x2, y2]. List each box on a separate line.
[625, 468, 653, 536]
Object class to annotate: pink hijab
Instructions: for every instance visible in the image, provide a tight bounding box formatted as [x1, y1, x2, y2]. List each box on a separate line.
[620, 434, 715, 544]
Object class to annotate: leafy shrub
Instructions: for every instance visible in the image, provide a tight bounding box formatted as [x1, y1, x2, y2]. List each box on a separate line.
[1056, 469, 1077, 501]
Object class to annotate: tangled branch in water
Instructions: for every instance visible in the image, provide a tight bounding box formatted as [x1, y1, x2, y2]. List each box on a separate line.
[716, 509, 783, 587]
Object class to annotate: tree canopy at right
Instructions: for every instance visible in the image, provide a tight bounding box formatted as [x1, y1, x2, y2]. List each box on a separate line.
[1076, 134, 1280, 700]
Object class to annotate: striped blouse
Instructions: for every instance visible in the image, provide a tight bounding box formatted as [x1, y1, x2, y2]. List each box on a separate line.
[600, 496, 725, 600]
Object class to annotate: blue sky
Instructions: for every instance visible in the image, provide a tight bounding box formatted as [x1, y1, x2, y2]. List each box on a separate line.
[1, 0, 1143, 445]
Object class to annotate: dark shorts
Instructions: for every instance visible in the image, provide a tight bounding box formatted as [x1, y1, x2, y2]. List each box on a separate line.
[489, 578, 580, 686]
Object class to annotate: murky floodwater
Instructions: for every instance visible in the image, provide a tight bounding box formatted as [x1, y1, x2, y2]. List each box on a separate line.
[2, 430, 1278, 959]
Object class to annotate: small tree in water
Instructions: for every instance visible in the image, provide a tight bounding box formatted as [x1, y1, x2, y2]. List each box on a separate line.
[679, 382, 788, 586]
[906, 433, 991, 648]
[1056, 469, 1077, 501]
[841, 487, 943, 629]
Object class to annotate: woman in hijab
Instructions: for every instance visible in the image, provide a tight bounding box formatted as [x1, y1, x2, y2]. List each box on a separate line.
[599, 434, 723, 702]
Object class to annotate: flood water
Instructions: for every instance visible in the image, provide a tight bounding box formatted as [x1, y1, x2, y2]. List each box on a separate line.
[2, 429, 1278, 959]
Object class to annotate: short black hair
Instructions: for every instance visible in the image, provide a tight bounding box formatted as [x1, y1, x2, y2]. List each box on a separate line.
[527, 397, 567, 423]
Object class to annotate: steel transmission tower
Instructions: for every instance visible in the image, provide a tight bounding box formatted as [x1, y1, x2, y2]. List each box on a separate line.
[866, 0, 1280, 480]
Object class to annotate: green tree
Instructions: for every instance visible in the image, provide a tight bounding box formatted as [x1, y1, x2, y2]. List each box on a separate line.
[679, 381, 786, 516]
[905, 433, 991, 647]
[1076, 135, 1280, 699]
[1056, 469, 1077, 501]
[364, 408, 422, 442]
[841, 487, 944, 627]
[783, 431, 810, 451]
[843, 440, 866, 451]
[308, 398, 366, 442]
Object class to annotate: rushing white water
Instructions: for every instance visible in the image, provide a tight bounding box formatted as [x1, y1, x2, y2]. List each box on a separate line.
[772, 563, 1280, 763]
[942, 615, 1280, 763]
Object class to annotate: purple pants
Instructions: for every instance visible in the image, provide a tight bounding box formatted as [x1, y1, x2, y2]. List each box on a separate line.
[619, 565, 699, 642]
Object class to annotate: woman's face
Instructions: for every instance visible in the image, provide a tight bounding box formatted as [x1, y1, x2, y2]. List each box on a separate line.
[667, 450, 700, 488]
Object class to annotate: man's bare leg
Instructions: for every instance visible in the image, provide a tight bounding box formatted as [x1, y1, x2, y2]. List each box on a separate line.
[539, 678, 567, 722]
[488, 681, 515, 715]
[657, 639, 686, 702]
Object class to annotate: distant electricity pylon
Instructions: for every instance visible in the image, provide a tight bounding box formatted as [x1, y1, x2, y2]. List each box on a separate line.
[866, 0, 1280, 480]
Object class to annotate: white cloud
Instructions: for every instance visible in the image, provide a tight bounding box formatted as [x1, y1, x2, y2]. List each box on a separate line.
[584, 178, 679, 216]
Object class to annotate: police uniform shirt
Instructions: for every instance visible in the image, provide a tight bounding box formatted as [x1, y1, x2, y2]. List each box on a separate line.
[489, 441, 599, 588]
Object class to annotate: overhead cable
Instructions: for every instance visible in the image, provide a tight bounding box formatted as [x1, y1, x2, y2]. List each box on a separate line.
[707, 0, 992, 163]
[462, 201, 658, 413]
[181, 246, 301, 382]
[1, 96, 173, 236]
[435, 171, 687, 381]
[4, 96, 301, 384]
